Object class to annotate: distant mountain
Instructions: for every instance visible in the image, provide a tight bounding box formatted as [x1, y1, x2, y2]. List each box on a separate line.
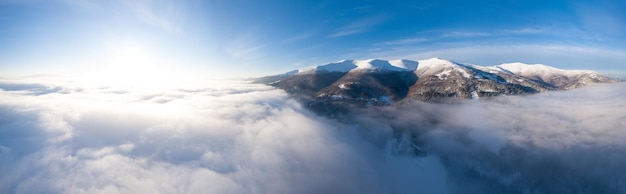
[255, 58, 619, 113]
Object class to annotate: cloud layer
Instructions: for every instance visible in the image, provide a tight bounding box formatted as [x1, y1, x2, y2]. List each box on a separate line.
[0, 77, 624, 193]
[0, 77, 448, 194]
[344, 82, 626, 193]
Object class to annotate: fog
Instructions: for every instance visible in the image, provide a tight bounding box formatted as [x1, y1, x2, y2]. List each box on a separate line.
[347, 83, 626, 193]
[0, 76, 624, 193]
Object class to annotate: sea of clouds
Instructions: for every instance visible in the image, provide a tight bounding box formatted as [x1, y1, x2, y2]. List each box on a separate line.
[0, 76, 624, 194]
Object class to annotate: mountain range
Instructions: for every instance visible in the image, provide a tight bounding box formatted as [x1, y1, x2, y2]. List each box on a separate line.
[255, 58, 619, 114]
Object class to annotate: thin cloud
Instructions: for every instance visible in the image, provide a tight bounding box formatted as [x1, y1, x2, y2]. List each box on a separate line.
[225, 26, 269, 61]
[377, 38, 429, 45]
[121, 0, 186, 34]
[575, 2, 626, 37]
[47, 0, 187, 34]
[441, 31, 491, 38]
[228, 45, 266, 60]
[500, 26, 591, 40]
[328, 15, 388, 38]
[284, 31, 317, 44]
[503, 27, 545, 34]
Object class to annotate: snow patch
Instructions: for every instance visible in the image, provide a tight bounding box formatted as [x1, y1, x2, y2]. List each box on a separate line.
[471, 91, 479, 99]
[455, 67, 471, 78]
[435, 70, 452, 80]
[475, 71, 504, 83]
[331, 95, 343, 100]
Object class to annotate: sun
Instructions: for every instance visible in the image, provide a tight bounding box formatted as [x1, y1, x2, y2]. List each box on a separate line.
[82, 42, 196, 89]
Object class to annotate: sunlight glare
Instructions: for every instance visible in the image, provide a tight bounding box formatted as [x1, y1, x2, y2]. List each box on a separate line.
[82, 42, 204, 90]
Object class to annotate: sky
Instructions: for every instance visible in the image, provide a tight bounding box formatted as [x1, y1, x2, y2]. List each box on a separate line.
[0, 0, 625, 78]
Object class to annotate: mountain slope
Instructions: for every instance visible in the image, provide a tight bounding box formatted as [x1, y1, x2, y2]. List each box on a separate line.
[495, 62, 616, 89]
[407, 58, 548, 101]
[317, 70, 417, 105]
[255, 58, 619, 106]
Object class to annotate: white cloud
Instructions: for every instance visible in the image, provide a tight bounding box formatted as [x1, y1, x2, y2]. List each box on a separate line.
[0, 77, 449, 194]
[1, 76, 624, 193]
[343, 82, 626, 193]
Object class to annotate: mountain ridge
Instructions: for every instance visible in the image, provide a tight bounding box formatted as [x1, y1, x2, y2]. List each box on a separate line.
[254, 58, 619, 114]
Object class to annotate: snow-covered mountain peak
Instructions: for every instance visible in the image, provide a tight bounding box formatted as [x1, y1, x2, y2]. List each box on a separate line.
[389, 59, 419, 70]
[299, 59, 357, 73]
[299, 59, 418, 74]
[353, 59, 409, 72]
[497, 62, 560, 74]
[414, 57, 472, 78]
[416, 58, 458, 70]
[498, 62, 600, 76]
[294, 59, 608, 88]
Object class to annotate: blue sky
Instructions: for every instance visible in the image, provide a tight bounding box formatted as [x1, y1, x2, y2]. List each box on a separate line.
[0, 0, 625, 78]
